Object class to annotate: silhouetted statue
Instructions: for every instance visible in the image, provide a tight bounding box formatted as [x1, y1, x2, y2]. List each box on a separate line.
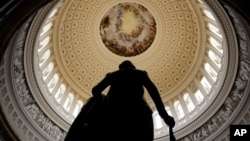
[64, 60, 175, 141]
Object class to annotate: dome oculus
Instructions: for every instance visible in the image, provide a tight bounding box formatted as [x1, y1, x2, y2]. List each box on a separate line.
[100, 2, 156, 57]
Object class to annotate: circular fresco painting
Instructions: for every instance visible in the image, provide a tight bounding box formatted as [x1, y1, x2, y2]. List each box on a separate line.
[100, 2, 156, 57]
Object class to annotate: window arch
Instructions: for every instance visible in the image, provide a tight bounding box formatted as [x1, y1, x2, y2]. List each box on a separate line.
[183, 93, 195, 112]
[73, 100, 84, 117]
[154, 114, 163, 129]
[208, 50, 221, 67]
[201, 77, 211, 93]
[39, 49, 51, 66]
[207, 23, 222, 38]
[55, 84, 66, 102]
[39, 36, 50, 49]
[64, 93, 74, 111]
[42, 62, 54, 79]
[204, 62, 217, 81]
[40, 22, 52, 36]
[48, 73, 59, 91]
[209, 37, 222, 51]
[174, 101, 185, 119]
[194, 90, 204, 104]
[203, 9, 216, 21]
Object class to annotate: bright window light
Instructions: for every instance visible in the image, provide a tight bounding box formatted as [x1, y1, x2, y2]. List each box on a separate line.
[208, 50, 221, 67]
[209, 37, 222, 52]
[183, 93, 195, 112]
[205, 63, 217, 81]
[201, 77, 211, 93]
[208, 23, 222, 38]
[73, 100, 84, 117]
[174, 101, 185, 119]
[195, 90, 204, 104]
[203, 9, 215, 21]
[40, 22, 52, 36]
[154, 114, 163, 129]
[55, 84, 66, 102]
[39, 36, 50, 50]
[64, 93, 74, 111]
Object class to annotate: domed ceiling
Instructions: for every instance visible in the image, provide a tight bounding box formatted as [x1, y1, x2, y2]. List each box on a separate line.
[52, 0, 205, 106]
[6, 0, 239, 139]
[3, 0, 249, 140]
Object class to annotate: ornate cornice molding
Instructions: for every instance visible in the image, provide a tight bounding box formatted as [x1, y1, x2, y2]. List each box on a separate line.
[24, 0, 72, 128]
[0, 3, 67, 141]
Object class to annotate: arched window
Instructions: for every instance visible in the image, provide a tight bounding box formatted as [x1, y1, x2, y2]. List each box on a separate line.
[73, 100, 83, 117]
[201, 77, 211, 93]
[207, 23, 222, 38]
[174, 101, 184, 119]
[55, 84, 65, 102]
[40, 22, 52, 36]
[39, 36, 50, 49]
[48, 8, 58, 18]
[204, 63, 217, 81]
[48, 73, 59, 92]
[42, 62, 54, 79]
[194, 90, 204, 104]
[154, 114, 163, 129]
[203, 9, 215, 21]
[208, 50, 221, 67]
[183, 93, 195, 112]
[39, 49, 51, 66]
[64, 93, 74, 111]
[209, 37, 222, 51]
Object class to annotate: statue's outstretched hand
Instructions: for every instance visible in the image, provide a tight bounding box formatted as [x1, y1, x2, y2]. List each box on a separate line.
[164, 115, 175, 128]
